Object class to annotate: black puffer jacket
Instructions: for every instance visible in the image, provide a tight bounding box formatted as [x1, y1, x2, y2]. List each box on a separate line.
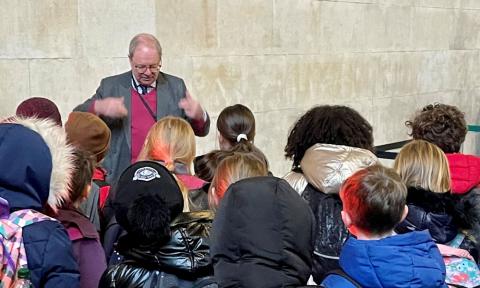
[211, 176, 315, 288]
[395, 187, 457, 244]
[99, 211, 216, 288]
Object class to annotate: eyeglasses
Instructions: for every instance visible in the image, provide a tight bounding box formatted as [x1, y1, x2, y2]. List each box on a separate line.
[133, 64, 161, 73]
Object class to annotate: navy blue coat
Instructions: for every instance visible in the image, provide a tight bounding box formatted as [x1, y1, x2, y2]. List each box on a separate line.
[395, 187, 457, 244]
[0, 123, 80, 287]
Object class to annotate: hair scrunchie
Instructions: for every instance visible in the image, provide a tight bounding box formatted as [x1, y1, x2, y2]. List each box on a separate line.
[236, 133, 248, 143]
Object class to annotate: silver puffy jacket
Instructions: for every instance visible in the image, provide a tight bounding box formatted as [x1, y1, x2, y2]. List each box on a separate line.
[283, 143, 378, 196]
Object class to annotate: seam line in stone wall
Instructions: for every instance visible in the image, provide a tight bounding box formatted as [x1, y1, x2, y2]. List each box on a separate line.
[315, 0, 480, 11]
[181, 50, 480, 58]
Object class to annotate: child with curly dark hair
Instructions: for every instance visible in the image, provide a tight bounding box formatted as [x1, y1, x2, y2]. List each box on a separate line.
[283, 105, 378, 283]
[408, 103, 480, 260]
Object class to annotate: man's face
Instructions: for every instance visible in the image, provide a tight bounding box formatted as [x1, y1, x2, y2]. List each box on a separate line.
[129, 44, 161, 86]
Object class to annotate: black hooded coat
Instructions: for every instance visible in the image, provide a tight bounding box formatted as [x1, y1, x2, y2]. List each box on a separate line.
[211, 176, 315, 288]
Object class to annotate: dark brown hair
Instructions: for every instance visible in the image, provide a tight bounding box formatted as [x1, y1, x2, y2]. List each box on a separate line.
[194, 150, 233, 182]
[406, 103, 467, 153]
[217, 104, 256, 147]
[285, 105, 374, 168]
[64, 149, 95, 207]
[340, 165, 407, 235]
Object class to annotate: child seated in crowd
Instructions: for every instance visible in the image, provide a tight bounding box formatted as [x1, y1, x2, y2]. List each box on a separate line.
[65, 111, 112, 233]
[394, 140, 457, 243]
[408, 103, 480, 255]
[322, 165, 447, 288]
[53, 149, 106, 288]
[211, 176, 314, 287]
[394, 140, 473, 258]
[0, 117, 79, 287]
[283, 105, 378, 282]
[138, 116, 208, 211]
[208, 152, 268, 209]
[100, 161, 215, 287]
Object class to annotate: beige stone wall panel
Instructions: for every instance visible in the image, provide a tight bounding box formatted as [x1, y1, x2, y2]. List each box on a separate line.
[78, 0, 156, 58]
[285, 53, 379, 108]
[0, 60, 30, 117]
[29, 59, 83, 118]
[29, 58, 130, 121]
[460, 0, 480, 10]
[285, 55, 331, 110]
[378, 0, 415, 7]
[242, 55, 287, 112]
[465, 51, 480, 89]
[162, 56, 194, 89]
[453, 9, 480, 50]
[372, 95, 416, 145]
[272, 0, 321, 53]
[217, 0, 273, 54]
[195, 115, 217, 156]
[192, 54, 287, 114]
[415, 0, 461, 9]
[156, 0, 217, 56]
[254, 109, 305, 176]
[0, 0, 77, 58]
[384, 5, 413, 50]
[416, 51, 467, 94]
[192, 56, 244, 115]
[412, 7, 455, 50]
[319, 2, 364, 51]
[377, 53, 420, 98]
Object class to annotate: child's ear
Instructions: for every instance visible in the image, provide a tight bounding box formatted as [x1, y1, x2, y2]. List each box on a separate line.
[341, 210, 352, 227]
[400, 205, 409, 222]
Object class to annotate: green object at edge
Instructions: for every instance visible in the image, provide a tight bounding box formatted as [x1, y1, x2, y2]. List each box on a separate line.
[468, 125, 480, 132]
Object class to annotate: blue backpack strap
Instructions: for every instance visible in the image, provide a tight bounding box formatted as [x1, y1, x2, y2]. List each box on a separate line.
[322, 269, 362, 288]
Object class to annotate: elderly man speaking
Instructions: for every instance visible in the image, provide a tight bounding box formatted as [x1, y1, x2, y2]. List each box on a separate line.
[74, 33, 210, 183]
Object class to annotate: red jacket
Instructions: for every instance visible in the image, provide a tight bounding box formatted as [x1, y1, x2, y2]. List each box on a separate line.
[446, 153, 480, 194]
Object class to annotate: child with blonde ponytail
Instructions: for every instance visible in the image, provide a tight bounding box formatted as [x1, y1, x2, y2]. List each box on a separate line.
[138, 116, 208, 211]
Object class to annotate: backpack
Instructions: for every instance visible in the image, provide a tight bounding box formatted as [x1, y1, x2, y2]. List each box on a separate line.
[0, 207, 56, 287]
[444, 234, 480, 288]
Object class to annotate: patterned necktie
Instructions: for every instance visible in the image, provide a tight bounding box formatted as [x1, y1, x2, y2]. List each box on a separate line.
[140, 85, 148, 95]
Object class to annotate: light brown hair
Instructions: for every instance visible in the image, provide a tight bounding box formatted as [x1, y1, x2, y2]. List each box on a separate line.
[138, 116, 196, 211]
[138, 116, 195, 172]
[394, 140, 451, 193]
[209, 152, 268, 209]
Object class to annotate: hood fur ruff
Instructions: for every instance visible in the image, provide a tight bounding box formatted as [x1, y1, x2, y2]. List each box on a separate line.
[5, 116, 75, 211]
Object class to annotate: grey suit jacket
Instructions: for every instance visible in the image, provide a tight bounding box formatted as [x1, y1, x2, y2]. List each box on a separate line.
[74, 71, 210, 184]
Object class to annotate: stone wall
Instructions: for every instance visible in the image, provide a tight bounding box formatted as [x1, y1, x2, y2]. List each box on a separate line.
[1, 0, 479, 175]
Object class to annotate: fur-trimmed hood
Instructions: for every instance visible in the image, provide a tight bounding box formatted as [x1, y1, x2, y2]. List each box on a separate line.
[0, 117, 74, 211]
[406, 187, 453, 213]
[300, 144, 378, 194]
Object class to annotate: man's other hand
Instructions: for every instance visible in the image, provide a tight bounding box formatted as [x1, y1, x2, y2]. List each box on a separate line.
[179, 90, 205, 121]
[94, 97, 128, 118]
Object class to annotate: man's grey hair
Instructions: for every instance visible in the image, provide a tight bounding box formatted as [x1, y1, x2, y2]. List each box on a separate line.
[128, 33, 162, 59]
